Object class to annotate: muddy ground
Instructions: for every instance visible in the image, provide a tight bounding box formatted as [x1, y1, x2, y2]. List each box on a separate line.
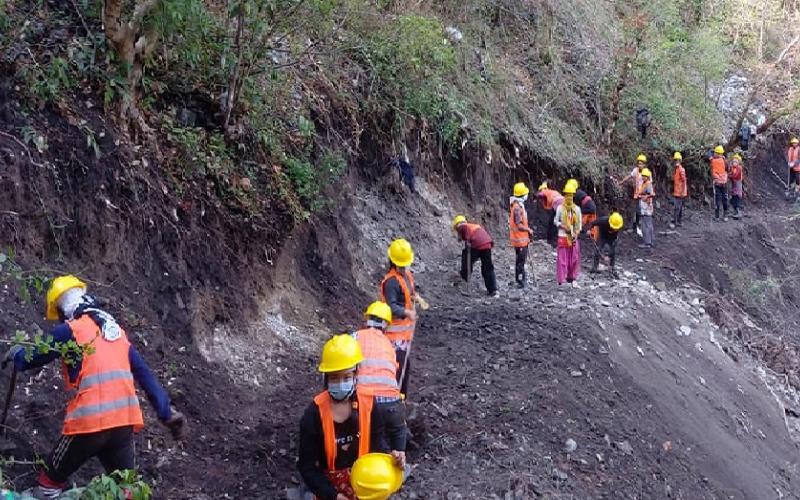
[2, 140, 800, 499]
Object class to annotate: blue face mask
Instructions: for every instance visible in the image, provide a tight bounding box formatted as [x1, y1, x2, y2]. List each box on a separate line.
[328, 378, 355, 401]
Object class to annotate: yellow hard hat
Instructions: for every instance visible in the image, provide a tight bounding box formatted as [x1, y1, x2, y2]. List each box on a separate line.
[565, 178, 579, 192]
[732, 153, 742, 162]
[791, 138, 799, 145]
[563, 182, 577, 195]
[513, 182, 529, 197]
[609, 212, 624, 230]
[640, 168, 652, 177]
[350, 453, 404, 500]
[319, 334, 364, 373]
[714, 145, 724, 155]
[673, 152, 682, 161]
[387, 239, 414, 267]
[365, 301, 392, 324]
[451, 215, 466, 230]
[636, 154, 647, 163]
[46, 275, 86, 320]
[537, 182, 548, 191]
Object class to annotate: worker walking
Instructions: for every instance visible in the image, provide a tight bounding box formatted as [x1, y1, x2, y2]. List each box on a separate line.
[730, 154, 744, 219]
[298, 335, 401, 500]
[354, 302, 407, 463]
[379, 239, 417, 399]
[619, 154, 647, 234]
[452, 216, 499, 297]
[574, 187, 597, 240]
[787, 137, 800, 195]
[536, 182, 565, 246]
[638, 168, 655, 248]
[509, 183, 533, 289]
[671, 152, 687, 228]
[711, 145, 729, 221]
[2, 276, 185, 499]
[583, 212, 624, 278]
[555, 180, 582, 286]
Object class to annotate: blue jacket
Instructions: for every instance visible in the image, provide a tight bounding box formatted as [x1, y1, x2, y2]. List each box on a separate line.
[12, 322, 173, 422]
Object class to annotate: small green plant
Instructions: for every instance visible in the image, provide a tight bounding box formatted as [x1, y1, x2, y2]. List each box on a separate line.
[60, 470, 152, 500]
[0, 248, 47, 304]
[2, 329, 93, 368]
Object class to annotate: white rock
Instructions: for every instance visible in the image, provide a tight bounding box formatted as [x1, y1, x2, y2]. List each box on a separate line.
[565, 438, 577, 452]
[679, 325, 692, 336]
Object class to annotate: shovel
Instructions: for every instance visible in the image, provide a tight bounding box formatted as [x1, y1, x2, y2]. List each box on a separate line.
[526, 242, 537, 288]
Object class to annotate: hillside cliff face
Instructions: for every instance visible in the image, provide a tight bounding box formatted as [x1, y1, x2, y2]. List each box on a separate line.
[2, 0, 800, 498]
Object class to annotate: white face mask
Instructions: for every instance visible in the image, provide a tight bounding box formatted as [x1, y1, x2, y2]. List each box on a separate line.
[328, 378, 356, 401]
[57, 288, 86, 320]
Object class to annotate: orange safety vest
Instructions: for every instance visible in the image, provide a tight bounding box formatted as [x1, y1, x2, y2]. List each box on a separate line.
[672, 164, 687, 198]
[62, 316, 144, 436]
[379, 269, 415, 342]
[355, 328, 399, 398]
[789, 146, 800, 171]
[541, 190, 563, 210]
[313, 391, 373, 472]
[710, 156, 728, 185]
[508, 201, 530, 248]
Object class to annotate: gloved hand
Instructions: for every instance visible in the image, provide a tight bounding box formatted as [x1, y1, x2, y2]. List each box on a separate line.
[2, 345, 23, 370]
[162, 407, 186, 440]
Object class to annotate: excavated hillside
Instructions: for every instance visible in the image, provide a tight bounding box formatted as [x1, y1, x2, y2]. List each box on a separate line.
[3, 0, 800, 498]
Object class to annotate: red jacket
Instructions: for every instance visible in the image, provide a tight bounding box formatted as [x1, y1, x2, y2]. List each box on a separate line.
[457, 223, 493, 250]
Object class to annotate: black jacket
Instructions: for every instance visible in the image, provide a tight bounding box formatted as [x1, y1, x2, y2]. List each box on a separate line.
[585, 216, 619, 243]
[298, 395, 385, 500]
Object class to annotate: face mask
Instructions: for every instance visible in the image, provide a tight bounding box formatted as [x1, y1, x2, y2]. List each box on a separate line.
[328, 378, 355, 401]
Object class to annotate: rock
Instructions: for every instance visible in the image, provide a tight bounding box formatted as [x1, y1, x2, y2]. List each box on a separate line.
[565, 438, 577, 452]
[654, 281, 667, 292]
[552, 468, 568, 481]
[678, 325, 692, 337]
[445, 26, 464, 42]
[691, 297, 701, 306]
[570, 370, 583, 377]
[616, 440, 634, 455]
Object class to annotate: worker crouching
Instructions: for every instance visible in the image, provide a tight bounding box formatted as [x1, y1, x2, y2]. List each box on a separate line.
[584, 212, 624, 278]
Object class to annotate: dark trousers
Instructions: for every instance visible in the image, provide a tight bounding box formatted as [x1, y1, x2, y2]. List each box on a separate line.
[514, 246, 528, 285]
[714, 185, 729, 217]
[43, 426, 135, 484]
[731, 195, 741, 213]
[672, 197, 685, 224]
[591, 239, 617, 270]
[374, 400, 407, 452]
[395, 348, 410, 398]
[460, 247, 497, 293]
[545, 210, 557, 246]
[631, 199, 641, 229]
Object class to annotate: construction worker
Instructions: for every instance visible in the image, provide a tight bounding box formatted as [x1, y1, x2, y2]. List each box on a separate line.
[787, 137, 800, 194]
[583, 212, 624, 278]
[671, 152, 687, 228]
[638, 168, 655, 248]
[619, 154, 647, 233]
[730, 154, 744, 219]
[350, 453, 404, 500]
[354, 302, 407, 464]
[298, 335, 399, 500]
[536, 182, 564, 246]
[1, 276, 185, 499]
[711, 145, 729, 221]
[379, 239, 416, 399]
[509, 182, 533, 289]
[452, 216, 498, 297]
[574, 187, 597, 240]
[554, 180, 582, 286]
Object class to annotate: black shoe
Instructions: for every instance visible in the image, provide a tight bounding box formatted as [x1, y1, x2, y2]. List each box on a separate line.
[516, 282, 525, 289]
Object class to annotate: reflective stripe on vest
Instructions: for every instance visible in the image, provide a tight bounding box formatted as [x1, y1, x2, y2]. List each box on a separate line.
[379, 269, 415, 342]
[355, 328, 400, 398]
[62, 315, 144, 436]
[508, 201, 530, 248]
[314, 391, 373, 472]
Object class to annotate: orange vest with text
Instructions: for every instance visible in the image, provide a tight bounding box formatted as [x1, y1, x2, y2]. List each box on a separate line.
[711, 157, 728, 185]
[789, 146, 800, 171]
[355, 328, 399, 398]
[313, 391, 373, 472]
[379, 269, 415, 342]
[62, 315, 144, 436]
[508, 201, 530, 248]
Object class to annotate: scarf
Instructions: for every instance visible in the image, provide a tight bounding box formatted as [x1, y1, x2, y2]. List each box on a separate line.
[71, 295, 123, 341]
